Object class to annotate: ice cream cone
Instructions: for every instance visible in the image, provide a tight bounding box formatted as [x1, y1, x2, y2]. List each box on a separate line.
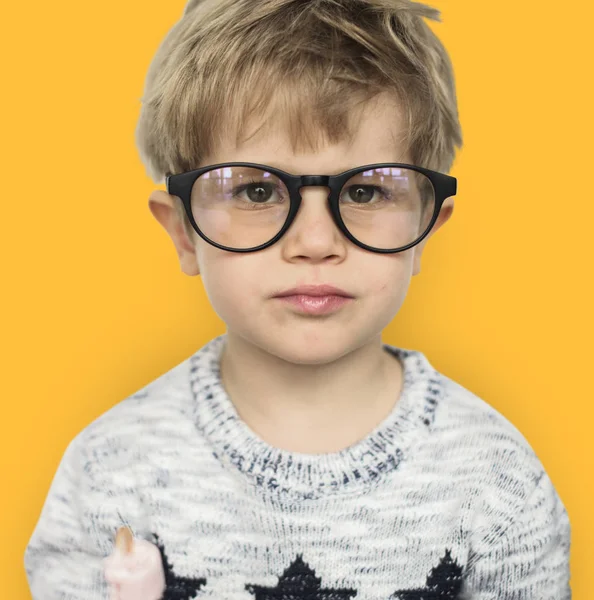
[103, 525, 166, 600]
[115, 526, 134, 555]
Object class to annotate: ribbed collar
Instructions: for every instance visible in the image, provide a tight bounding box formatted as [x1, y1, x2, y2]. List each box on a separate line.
[189, 334, 444, 502]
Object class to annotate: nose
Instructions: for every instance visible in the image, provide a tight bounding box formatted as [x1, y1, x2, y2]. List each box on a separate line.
[280, 185, 347, 261]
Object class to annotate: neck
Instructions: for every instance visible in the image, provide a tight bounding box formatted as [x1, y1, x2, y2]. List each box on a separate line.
[219, 331, 404, 453]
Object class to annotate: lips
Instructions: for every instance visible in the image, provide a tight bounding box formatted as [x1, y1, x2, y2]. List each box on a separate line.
[273, 284, 353, 298]
[273, 292, 353, 316]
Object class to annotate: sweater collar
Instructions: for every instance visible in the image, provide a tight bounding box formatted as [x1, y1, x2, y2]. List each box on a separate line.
[189, 334, 444, 502]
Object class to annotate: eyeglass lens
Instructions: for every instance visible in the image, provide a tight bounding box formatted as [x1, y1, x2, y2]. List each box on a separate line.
[189, 166, 436, 250]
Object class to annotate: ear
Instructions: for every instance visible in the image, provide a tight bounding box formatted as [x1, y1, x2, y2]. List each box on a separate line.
[148, 189, 200, 276]
[412, 198, 454, 276]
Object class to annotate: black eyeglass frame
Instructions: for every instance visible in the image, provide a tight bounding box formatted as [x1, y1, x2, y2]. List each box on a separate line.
[165, 162, 457, 254]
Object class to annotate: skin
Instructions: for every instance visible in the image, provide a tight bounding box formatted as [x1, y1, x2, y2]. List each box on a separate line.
[148, 94, 454, 453]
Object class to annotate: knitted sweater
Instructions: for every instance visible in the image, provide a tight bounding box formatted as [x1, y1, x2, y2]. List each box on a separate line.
[24, 334, 572, 599]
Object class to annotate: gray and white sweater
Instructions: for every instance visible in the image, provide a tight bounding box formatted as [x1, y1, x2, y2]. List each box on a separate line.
[24, 334, 572, 599]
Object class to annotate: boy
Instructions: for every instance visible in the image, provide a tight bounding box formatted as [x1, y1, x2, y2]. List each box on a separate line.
[24, 0, 572, 598]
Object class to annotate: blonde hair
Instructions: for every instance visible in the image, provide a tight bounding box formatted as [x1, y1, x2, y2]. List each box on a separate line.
[135, 0, 463, 233]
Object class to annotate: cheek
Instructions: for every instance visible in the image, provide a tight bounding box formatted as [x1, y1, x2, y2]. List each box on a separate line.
[357, 253, 414, 299]
[198, 252, 263, 318]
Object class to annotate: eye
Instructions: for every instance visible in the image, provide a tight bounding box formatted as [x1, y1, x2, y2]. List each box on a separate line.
[342, 185, 389, 204]
[232, 181, 284, 204]
[245, 182, 274, 203]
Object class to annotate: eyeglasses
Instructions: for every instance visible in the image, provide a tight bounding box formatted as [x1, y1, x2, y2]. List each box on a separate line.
[165, 162, 457, 254]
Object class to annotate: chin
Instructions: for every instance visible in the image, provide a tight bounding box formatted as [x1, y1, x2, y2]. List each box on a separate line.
[255, 326, 364, 366]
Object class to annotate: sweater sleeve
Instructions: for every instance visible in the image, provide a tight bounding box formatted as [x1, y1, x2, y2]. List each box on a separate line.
[24, 433, 112, 600]
[462, 470, 572, 599]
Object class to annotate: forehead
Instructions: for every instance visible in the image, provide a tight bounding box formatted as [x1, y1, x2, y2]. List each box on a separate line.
[203, 93, 410, 175]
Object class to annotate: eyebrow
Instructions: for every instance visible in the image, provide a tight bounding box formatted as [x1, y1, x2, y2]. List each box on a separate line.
[257, 162, 370, 175]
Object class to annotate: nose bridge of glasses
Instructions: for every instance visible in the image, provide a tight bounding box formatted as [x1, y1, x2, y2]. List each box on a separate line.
[296, 175, 333, 204]
[300, 175, 330, 187]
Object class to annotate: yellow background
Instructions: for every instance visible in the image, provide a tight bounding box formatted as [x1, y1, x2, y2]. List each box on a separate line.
[1, 0, 592, 594]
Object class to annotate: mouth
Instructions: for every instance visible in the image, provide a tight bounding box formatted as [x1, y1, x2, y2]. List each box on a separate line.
[273, 284, 354, 299]
[273, 294, 354, 316]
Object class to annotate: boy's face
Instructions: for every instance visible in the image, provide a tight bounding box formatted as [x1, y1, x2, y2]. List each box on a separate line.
[149, 94, 453, 365]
